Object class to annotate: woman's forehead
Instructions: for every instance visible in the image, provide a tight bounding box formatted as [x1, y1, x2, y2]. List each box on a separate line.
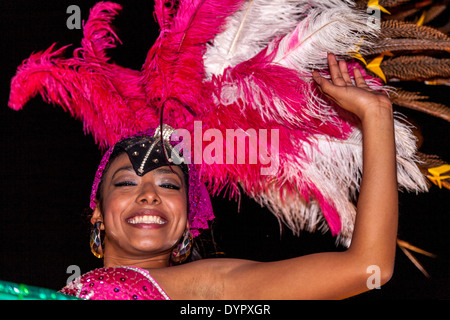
[107, 153, 185, 180]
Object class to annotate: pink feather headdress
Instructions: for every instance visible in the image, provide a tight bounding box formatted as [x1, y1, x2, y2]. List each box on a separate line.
[9, 0, 427, 245]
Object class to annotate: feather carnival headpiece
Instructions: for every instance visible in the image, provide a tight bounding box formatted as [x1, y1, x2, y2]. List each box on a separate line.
[9, 0, 430, 246]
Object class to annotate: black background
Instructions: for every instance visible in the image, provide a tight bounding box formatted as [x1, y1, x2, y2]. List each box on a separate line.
[0, 0, 449, 299]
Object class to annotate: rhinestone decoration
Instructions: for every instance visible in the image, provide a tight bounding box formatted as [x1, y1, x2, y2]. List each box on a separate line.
[60, 266, 170, 300]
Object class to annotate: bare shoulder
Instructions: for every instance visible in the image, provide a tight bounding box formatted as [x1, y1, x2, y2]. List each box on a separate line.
[149, 258, 258, 300]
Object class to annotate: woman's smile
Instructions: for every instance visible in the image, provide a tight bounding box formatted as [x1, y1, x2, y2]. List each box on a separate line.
[126, 209, 168, 228]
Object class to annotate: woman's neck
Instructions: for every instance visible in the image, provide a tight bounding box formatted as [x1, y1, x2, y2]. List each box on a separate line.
[103, 253, 171, 270]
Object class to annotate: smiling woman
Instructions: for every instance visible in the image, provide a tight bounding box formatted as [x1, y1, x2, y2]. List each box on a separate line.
[95, 156, 189, 265]
[98, 158, 187, 253]
[6, 0, 448, 301]
[61, 125, 215, 299]
[59, 53, 402, 300]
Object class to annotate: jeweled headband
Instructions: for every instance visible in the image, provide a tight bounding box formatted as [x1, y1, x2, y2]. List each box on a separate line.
[89, 125, 214, 237]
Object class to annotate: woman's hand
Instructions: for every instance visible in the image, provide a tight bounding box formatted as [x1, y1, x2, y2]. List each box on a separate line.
[312, 53, 392, 122]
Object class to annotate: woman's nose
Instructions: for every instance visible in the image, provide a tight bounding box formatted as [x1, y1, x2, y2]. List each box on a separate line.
[136, 182, 160, 204]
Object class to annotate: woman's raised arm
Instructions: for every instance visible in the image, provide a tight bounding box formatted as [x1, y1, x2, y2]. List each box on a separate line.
[200, 53, 399, 300]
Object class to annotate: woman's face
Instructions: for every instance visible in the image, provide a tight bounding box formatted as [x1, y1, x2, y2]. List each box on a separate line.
[94, 153, 188, 259]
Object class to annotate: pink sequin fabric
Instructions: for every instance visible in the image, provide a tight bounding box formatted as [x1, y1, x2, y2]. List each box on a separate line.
[60, 266, 170, 300]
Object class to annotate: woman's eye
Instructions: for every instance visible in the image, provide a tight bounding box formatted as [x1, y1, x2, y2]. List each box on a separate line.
[114, 181, 137, 187]
[159, 183, 180, 190]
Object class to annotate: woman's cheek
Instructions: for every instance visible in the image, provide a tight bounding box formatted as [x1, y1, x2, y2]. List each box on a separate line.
[103, 193, 129, 232]
[105, 190, 131, 212]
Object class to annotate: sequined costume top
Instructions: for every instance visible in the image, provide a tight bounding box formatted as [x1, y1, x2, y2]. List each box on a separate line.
[60, 266, 170, 300]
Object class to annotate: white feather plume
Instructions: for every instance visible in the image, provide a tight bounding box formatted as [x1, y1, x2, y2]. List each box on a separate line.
[207, 0, 382, 129]
[268, 6, 378, 74]
[204, 0, 302, 77]
[245, 116, 428, 247]
[204, 0, 367, 77]
[205, 0, 428, 245]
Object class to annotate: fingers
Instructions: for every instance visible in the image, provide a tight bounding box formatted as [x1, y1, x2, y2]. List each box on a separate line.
[339, 61, 353, 85]
[328, 53, 373, 90]
[353, 67, 370, 89]
[327, 53, 346, 86]
[312, 70, 341, 104]
[312, 70, 331, 91]
[313, 53, 373, 95]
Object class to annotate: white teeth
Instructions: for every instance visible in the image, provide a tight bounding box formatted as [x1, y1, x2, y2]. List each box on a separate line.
[128, 215, 166, 225]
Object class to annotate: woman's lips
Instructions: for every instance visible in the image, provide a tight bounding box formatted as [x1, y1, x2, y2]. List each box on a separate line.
[126, 209, 168, 228]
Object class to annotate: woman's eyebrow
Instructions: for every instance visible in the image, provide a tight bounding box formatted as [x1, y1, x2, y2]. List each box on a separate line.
[153, 167, 182, 179]
[111, 165, 134, 180]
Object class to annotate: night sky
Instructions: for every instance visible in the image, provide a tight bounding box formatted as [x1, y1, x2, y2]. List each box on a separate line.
[0, 0, 449, 299]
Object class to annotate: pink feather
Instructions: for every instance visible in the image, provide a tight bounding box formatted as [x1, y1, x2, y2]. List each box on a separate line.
[8, 1, 426, 245]
[209, 46, 353, 136]
[140, 0, 246, 121]
[8, 0, 351, 239]
[153, 0, 179, 35]
[8, 2, 156, 148]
